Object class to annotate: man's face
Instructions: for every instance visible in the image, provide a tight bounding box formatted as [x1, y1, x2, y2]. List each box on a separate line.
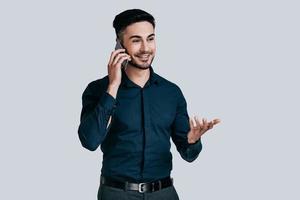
[121, 21, 156, 69]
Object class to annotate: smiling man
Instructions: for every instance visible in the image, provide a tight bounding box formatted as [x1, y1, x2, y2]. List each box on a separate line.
[78, 9, 220, 200]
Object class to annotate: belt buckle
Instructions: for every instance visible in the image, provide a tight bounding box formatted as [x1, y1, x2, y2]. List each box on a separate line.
[138, 182, 147, 193]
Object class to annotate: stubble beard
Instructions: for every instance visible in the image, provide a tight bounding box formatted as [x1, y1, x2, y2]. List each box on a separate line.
[127, 54, 155, 70]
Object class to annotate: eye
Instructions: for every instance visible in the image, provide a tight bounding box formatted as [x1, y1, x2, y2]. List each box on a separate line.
[148, 37, 155, 41]
[132, 40, 140, 43]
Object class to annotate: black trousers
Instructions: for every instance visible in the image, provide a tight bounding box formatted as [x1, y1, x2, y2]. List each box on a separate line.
[97, 184, 180, 200]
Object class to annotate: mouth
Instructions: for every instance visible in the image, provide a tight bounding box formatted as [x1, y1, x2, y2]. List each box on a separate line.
[136, 54, 151, 61]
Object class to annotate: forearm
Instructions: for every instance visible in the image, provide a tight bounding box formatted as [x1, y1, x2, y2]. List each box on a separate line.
[172, 131, 203, 163]
[179, 138, 202, 162]
[78, 91, 117, 151]
[106, 84, 119, 99]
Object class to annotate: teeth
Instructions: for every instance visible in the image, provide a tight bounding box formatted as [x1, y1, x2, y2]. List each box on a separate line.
[139, 54, 150, 58]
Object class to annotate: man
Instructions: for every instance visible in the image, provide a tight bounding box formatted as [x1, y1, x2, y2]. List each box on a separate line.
[78, 9, 220, 200]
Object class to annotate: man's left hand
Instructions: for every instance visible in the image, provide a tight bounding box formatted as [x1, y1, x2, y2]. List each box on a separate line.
[187, 116, 221, 144]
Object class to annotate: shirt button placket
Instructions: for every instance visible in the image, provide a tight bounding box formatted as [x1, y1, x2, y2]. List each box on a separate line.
[141, 87, 151, 179]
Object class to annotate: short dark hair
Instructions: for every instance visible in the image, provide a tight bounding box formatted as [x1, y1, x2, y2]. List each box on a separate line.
[113, 9, 155, 40]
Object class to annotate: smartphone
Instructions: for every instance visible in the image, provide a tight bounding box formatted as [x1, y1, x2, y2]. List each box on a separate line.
[115, 39, 128, 69]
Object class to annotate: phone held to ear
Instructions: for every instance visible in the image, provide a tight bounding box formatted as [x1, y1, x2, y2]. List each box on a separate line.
[115, 39, 129, 70]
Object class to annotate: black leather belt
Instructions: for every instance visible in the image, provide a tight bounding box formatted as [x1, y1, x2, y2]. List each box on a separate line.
[100, 176, 174, 193]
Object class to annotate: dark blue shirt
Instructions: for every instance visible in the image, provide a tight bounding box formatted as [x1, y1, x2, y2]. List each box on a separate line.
[78, 66, 202, 182]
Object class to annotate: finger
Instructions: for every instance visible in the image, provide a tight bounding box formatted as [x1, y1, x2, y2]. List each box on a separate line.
[199, 117, 203, 127]
[195, 116, 204, 132]
[212, 118, 221, 125]
[112, 52, 129, 66]
[112, 53, 130, 66]
[191, 117, 197, 128]
[207, 121, 214, 130]
[196, 117, 204, 134]
[202, 118, 208, 130]
[115, 56, 130, 68]
[108, 49, 126, 66]
[109, 49, 126, 64]
[189, 118, 194, 129]
[195, 116, 201, 128]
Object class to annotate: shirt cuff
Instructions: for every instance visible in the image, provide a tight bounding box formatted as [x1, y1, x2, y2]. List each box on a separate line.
[99, 92, 117, 113]
[185, 138, 202, 160]
[187, 138, 202, 148]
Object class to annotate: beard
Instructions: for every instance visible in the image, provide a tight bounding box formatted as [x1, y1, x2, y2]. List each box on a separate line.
[127, 52, 155, 70]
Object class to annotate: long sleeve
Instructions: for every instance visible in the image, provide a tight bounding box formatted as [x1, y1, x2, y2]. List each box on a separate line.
[78, 82, 117, 151]
[171, 87, 202, 162]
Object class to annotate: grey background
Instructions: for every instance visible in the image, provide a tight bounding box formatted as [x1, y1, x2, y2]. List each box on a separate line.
[1, 0, 299, 199]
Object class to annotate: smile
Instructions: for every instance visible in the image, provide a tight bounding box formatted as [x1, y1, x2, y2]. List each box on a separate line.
[137, 54, 150, 58]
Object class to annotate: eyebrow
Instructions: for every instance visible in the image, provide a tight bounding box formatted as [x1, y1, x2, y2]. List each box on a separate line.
[129, 33, 155, 40]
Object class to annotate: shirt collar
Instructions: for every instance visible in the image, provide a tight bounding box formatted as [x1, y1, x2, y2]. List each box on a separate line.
[120, 66, 161, 88]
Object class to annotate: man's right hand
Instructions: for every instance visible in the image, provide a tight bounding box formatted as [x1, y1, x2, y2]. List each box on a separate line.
[106, 49, 131, 127]
[107, 49, 131, 88]
[106, 49, 131, 98]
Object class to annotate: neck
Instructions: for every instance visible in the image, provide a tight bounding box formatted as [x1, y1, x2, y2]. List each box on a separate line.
[125, 65, 150, 87]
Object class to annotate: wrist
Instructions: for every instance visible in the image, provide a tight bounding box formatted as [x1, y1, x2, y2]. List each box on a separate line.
[108, 81, 120, 88]
[107, 84, 119, 99]
[188, 135, 201, 144]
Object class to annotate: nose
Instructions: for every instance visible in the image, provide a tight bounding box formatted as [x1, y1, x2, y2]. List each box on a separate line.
[140, 40, 150, 52]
